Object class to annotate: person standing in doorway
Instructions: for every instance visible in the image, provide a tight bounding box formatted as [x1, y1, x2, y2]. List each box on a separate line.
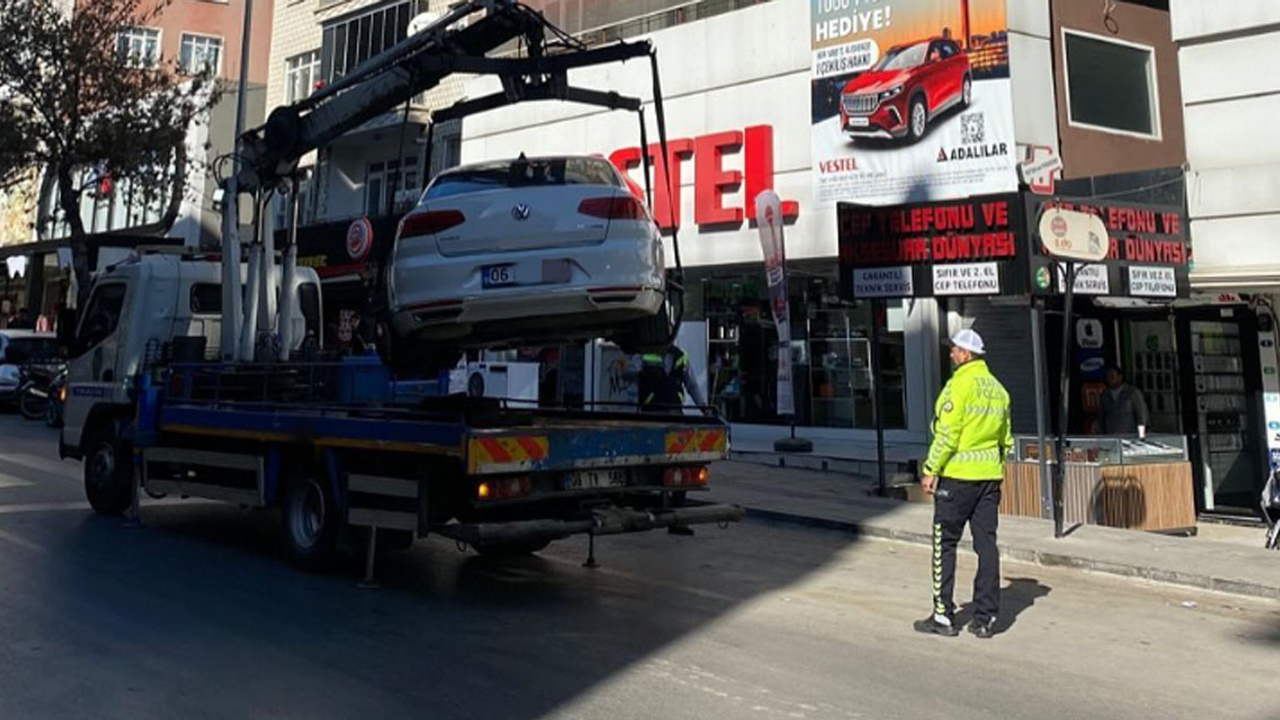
[914, 329, 1012, 639]
[1097, 366, 1149, 437]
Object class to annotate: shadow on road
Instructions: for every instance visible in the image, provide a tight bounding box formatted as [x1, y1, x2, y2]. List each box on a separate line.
[958, 577, 1052, 634]
[22, 497, 886, 718]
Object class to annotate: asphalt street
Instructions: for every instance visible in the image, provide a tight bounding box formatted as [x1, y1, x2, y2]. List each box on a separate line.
[0, 414, 1275, 719]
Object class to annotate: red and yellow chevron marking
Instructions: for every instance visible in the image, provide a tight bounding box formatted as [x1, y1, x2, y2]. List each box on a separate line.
[468, 435, 549, 471]
[665, 428, 727, 456]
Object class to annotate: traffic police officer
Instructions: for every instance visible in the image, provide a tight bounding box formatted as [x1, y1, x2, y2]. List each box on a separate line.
[914, 328, 1012, 639]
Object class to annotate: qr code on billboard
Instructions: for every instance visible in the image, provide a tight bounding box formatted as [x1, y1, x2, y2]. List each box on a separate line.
[961, 113, 985, 145]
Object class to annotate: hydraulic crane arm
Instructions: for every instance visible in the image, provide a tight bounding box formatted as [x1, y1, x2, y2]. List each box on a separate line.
[220, 0, 678, 362]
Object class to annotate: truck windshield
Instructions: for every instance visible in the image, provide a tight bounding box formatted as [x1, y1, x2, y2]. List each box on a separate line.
[425, 157, 622, 199]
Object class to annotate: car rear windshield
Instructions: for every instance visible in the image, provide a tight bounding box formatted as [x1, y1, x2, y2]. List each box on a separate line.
[426, 157, 622, 200]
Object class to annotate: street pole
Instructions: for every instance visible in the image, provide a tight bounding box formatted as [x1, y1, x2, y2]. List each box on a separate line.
[1030, 297, 1052, 519]
[870, 298, 888, 495]
[1053, 262, 1077, 538]
[221, 0, 254, 361]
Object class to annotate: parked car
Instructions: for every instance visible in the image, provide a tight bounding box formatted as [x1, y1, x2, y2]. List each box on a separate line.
[384, 155, 671, 375]
[839, 37, 971, 143]
[0, 330, 61, 405]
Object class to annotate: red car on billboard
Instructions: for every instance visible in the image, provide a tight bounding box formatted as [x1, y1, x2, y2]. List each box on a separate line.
[839, 37, 972, 143]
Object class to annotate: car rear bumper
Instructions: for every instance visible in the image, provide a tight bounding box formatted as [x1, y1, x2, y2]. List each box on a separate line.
[390, 237, 665, 337]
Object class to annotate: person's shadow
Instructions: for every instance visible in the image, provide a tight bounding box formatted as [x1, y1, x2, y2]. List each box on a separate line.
[958, 577, 1051, 635]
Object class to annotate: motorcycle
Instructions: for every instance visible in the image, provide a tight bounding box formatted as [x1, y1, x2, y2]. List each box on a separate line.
[17, 364, 60, 422]
[1264, 469, 1280, 551]
[44, 366, 67, 428]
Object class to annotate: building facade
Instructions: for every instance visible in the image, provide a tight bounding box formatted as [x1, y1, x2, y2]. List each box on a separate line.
[0, 0, 277, 326]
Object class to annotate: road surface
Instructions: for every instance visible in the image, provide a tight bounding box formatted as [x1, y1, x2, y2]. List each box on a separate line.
[0, 415, 1274, 719]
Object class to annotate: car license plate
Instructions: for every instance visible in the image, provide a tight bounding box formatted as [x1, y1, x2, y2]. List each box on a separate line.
[482, 264, 517, 288]
[848, 116, 870, 128]
[563, 469, 628, 490]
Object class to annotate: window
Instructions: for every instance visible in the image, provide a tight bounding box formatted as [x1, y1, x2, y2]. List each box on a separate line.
[425, 157, 622, 200]
[179, 34, 223, 75]
[190, 284, 223, 314]
[321, 1, 424, 82]
[365, 156, 419, 216]
[75, 283, 127, 355]
[1064, 30, 1159, 138]
[117, 27, 160, 67]
[273, 172, 313, 229]
[285, 50, 321, 103]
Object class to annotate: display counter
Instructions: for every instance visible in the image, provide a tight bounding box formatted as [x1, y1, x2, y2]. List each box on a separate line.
[1001, 434, 1196, 533]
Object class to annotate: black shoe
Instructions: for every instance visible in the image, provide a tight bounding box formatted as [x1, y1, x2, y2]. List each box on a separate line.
[967, 617, 997, 639]
[668, 525, 695, 536]
[913, 615, 959, 637]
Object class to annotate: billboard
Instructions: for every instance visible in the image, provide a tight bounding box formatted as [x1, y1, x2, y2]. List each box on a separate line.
[810, 0, 1018, 206]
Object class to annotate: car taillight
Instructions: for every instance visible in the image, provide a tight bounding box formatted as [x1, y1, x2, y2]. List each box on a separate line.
[663, 466, 709, 488]
[578, 195, 647, 221]
[399, 209, 465, 238]
[477, 476, 533, 501]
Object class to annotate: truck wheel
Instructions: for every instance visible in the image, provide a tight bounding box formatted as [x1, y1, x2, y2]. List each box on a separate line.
[84, 425, 134, 516]
[473, 539, 551, 558]
[280, 475, 339, 571]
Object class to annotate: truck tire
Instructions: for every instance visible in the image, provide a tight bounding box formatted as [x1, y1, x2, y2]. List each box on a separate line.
[473, 539, 551, 558]
[83, 425, 134, 516]
[280, 474, 339, 571]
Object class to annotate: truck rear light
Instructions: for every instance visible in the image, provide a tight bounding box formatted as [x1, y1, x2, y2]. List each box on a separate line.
[477, 476, 532, 501]
[578, 195, 647, 221]
[663, 466, 708, 488]
[400, 209, 465, 238]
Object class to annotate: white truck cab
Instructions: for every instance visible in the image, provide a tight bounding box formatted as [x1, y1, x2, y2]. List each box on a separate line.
[60, 252, 322, 461]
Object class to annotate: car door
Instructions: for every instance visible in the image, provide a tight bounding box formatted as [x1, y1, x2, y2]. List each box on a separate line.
[63, 281, 129, 447]
[941, 41, 965, 105]
[924, 41, 953, 113]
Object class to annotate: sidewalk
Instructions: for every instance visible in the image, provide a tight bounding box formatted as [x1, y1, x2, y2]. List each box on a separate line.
[727, 425, 926, 484]
[704, 460, 1280, 602]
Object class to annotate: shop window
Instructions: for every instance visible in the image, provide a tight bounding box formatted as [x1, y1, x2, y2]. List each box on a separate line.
[1063, 30, 1159, 138]
[698, 267, 907, 429]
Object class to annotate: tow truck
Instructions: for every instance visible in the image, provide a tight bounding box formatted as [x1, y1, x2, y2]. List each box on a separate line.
[59, 0, 741, 574]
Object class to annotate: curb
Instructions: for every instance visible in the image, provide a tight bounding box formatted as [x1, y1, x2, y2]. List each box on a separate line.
[739, 506, 1280, 602]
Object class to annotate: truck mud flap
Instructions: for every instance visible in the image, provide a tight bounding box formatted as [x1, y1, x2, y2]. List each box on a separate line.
[433, 503, 745, 547]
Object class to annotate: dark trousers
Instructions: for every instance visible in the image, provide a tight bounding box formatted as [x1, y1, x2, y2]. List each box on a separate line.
[932, 478, 1001, 623]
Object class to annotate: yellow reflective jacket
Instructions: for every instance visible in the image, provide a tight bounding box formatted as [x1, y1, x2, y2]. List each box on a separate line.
[923, 359, 1013, 481]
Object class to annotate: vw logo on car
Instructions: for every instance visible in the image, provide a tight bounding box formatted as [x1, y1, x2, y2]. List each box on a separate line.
[511, 203, 531, 221]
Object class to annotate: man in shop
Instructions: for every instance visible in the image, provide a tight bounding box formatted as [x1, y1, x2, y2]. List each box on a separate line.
[914, 328, 1012, 640]
[626, 344, 711, 536]
[1097, 366, 1149, 438]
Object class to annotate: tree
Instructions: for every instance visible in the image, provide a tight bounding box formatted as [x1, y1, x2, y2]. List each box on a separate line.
[0, 0, 220, 305]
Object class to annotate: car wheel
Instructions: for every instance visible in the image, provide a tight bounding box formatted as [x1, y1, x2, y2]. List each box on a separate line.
[961, 75, 972, 108]
[84, 424, 134, 516]
[618, 299, 674, 355]
[19, 389, 46, 421]
[280, 473, 339, 571]
[381, 328, 463, 381]
[908, 96, 928, 142]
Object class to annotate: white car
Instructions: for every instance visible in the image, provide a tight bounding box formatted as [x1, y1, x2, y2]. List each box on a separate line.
[385, 155, 671, 373]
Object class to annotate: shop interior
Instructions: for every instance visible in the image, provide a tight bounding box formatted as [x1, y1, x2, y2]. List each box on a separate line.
[686, 261, 907, 430]
[1040, 297, 1267, 517]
